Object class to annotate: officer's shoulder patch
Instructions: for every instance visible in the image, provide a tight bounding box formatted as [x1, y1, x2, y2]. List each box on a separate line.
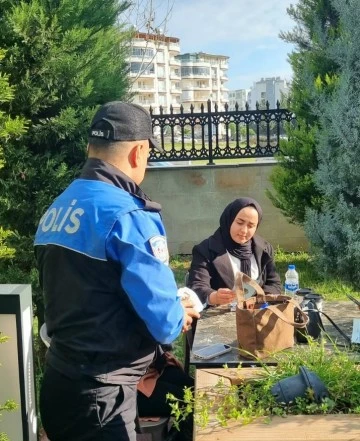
[149, 235, 169, 265]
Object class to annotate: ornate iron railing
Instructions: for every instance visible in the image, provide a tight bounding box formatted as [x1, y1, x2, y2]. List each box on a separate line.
[149, 100, 296, 165]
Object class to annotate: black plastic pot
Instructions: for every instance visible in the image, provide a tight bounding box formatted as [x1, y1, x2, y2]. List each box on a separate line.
[301, 293, 323, 311]
[296, 288, 313, 297]
[271, 366, 329, 404]
[296, 300, 323, 343]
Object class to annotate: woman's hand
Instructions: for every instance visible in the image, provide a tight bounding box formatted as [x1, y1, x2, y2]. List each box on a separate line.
[208, 288, 236, 306]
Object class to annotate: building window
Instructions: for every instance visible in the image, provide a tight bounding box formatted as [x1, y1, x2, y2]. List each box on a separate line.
[158, 80, 166, 92]
[181, 66, 210, 77]
[157, 66, 165, 77]
[130, 62, 154, 75]
[157, 51, 164, 63]
[131, 47, 154, 58]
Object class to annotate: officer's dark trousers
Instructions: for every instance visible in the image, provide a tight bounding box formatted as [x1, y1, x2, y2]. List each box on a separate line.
[40, 364, 137, 441]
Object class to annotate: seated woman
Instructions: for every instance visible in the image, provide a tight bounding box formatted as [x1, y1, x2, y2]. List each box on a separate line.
[188, 197, 282, 306]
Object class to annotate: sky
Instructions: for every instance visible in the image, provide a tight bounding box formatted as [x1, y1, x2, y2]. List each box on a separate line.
[127, 0, 298, 90]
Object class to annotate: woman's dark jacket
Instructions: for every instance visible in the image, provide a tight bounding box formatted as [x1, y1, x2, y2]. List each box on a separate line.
[188, 230, 282, 303]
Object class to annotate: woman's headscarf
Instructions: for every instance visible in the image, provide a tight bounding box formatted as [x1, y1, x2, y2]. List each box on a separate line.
[219, 197, 262, 276]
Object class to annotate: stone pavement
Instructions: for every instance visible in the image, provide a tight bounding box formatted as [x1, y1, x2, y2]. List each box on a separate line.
[322, 300, 359, 344]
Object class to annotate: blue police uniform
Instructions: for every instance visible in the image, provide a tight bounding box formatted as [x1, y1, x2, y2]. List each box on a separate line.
[35, 158, 184, 441]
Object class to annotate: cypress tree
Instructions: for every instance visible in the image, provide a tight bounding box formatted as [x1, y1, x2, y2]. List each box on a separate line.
[267, 0, 340, 224]
[305, 0, 360, 283]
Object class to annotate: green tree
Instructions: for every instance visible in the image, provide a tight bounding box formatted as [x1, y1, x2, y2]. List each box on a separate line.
[0, 0, 132, 330]
[228, 122, 255, 141]
[0, 47, 27, 260]
[0, 46, 24, 438]
[267, 0, 340, 224]
[305, 0, 360, 283]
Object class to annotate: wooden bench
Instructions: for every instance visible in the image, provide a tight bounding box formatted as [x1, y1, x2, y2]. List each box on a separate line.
[194, 368, 360, 441]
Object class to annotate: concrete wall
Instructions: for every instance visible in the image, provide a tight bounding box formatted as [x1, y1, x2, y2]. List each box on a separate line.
[142, 161, 308, 255]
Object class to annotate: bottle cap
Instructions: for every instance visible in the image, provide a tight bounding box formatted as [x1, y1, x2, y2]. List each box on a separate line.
[288, 264, 295, 270]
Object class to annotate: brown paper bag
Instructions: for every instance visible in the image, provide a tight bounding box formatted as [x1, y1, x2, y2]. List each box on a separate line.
[235, 272, 308, 359]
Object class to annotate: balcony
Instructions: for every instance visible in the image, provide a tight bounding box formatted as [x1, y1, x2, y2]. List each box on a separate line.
[169, 57, 181, 66]
[168, 42, 180, 53]
[131, 85, 156, 93]
[132, 98, 154, 106]
[181, 84, 210, 92]
[129, 71, 155, 79]
[192, 84, 211, 91]
[170, 72, 181, 80]
[193, 92, 211, 101]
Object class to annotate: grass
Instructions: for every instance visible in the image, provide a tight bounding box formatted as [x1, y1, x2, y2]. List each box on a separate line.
[170, 249, 360, 301]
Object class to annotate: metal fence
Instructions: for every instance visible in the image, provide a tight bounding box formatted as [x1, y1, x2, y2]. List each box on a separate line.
[149, 100, 296, 165]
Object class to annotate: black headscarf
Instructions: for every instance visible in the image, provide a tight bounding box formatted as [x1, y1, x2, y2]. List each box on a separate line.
[219, 197, 262, 276]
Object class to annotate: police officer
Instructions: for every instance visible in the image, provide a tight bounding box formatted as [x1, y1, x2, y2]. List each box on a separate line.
[34, 101, 200, 441]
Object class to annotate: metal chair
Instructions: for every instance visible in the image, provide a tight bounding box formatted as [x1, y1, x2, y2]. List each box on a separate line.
[39, 323, 51, 348]
[183, 272, 198, 374]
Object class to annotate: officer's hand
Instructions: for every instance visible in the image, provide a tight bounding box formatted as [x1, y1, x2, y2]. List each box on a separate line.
[181, 297, 194, 308]
[182, 305, 200, 333]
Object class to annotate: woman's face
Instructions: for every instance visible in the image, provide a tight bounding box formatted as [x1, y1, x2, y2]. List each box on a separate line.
[229, 206, 259, 244]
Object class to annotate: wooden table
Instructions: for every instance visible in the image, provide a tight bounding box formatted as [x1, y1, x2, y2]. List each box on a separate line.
[190, 301, 357, 369]
[194, 368, 360, 441]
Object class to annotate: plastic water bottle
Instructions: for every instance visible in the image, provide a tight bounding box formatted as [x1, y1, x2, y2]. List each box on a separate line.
[284, 264, 299, 297]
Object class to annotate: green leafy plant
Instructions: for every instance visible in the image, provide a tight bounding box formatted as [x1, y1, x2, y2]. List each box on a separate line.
[167, 338, 360, 429]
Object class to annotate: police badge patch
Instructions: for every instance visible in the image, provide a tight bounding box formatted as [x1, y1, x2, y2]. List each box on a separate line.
[149, 235, 169, 265]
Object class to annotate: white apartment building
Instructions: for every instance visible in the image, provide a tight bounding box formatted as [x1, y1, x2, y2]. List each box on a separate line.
[128, 32, 182, 113]
[248, 77, 290, 110]
[128, 34, 229, 116]
[176, 52, 229, 112]
[228, 89, 249, 111]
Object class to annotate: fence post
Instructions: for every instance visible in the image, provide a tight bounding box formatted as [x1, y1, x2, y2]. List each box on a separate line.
[207, 99, 214, 165]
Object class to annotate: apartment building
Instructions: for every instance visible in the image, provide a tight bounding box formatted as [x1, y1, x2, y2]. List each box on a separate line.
[228, 89, 249, 111]
[176, 52, 229, 112]
[128, 32, 182, 113]
[248, 76, 290, 110]
[128, 33, 229, 115]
